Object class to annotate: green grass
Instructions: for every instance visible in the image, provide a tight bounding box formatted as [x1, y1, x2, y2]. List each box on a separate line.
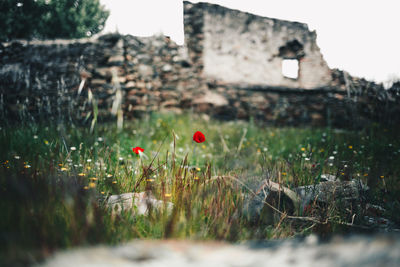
[1, 113, 400, 265]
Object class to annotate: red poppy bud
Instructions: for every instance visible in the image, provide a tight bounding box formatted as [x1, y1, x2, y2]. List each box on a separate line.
[132, 147, 144, 155]
[193, 131, 205, 143]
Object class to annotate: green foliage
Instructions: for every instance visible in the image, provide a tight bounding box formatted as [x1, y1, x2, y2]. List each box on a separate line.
[40, 0, 109, 39]
[0, 0, 109, 41]
[0, 0, 46, 40]
[1, 113, 399, 264]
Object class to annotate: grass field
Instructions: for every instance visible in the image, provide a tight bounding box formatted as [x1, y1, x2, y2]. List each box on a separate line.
[1, 112, 399, 264]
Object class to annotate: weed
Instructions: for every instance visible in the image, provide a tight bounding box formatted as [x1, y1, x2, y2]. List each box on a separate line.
[0, 112, 399, 264]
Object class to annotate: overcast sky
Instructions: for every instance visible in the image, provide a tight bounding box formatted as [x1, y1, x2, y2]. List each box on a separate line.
[100, 0, 400, 85]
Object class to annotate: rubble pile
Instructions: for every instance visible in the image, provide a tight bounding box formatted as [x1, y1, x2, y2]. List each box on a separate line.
[245, 175, 398, 232]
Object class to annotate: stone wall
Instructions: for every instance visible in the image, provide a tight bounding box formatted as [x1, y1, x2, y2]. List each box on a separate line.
[184, 1, 332, 89]
[0, 1, 399, 128]
[0, 34, 204, 123]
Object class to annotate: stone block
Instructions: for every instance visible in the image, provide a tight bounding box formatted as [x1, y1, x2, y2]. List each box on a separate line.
[103, 192, 173, 217]
[107, 55, 124, 64]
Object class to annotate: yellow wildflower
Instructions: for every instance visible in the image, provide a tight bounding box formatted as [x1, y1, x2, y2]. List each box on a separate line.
[88, 182, 96, 188]
[78, 173, 85, 176]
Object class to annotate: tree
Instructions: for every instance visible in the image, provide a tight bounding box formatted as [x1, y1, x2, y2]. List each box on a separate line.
[41, 0, 110, 39]
[0, 0, 109, 41]
[0, 0, 47, 41]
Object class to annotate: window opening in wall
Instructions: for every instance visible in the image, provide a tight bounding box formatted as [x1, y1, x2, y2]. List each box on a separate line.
[282, 59, 299, 79]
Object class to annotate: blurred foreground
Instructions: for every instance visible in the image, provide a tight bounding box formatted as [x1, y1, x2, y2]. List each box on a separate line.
[40, 235, 400, 267]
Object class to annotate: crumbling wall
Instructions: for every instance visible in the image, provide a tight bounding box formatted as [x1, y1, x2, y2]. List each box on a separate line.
[0, 2, 399, 128]
[184, 1, 332, 89]
[0, 34, 203, 122]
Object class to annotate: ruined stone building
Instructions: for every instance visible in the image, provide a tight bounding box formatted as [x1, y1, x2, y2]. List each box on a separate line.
[184, 1, 332, 89]
[0, 1, 396, 127]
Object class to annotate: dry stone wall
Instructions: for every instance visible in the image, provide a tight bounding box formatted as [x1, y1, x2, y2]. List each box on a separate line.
[0, 34, 204, 123]
[0, 1, 399, 128]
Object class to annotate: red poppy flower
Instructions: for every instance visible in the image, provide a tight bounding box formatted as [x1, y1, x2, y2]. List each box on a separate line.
[193, 131, 205, 143]
[132, 146, 144, 154]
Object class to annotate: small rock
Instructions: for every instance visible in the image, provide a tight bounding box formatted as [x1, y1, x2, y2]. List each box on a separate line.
[138, 64, 154, 77]
[364, 216, 398, 232]
[90, 79, 107, 86]
[161, 99, 179, 108]
[95, 67, 112, 78]
[244, 180, 300, 224]
[125, 81, 136, 89]
[125, 73, 137, 81]
[103, 192, 173, 217]
[107, 55, 125, 64]
[118, 76, 126, 83]
[295, 179, 368, 209]
[193, 91, 229, 107]
[246, 178, 369, 223]
[320, 174, 337, 182]
[162, 64, 173, 72]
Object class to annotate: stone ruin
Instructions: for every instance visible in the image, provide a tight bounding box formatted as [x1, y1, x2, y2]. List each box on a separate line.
[0, 1, 399, 128]
[184, 1, 331, 89]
